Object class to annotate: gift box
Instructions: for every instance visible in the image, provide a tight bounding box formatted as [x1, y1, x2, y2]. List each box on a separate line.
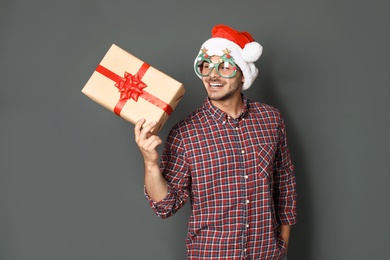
[82, 44, 185, 134]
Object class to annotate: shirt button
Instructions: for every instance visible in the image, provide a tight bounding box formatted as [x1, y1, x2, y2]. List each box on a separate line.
[241, 150, 245, 154]
[235, 127, 239, 130]
[222, 121, 226, 124]
[246, 200, 250, 204]
[244, 175, 248, 179]
[244, 248, 247, 252]
[246, 224, 249, 228]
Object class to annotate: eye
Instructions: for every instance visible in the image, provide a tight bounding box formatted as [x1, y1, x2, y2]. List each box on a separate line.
[202, 64, 210, 70]
[219, 63, 230, 70]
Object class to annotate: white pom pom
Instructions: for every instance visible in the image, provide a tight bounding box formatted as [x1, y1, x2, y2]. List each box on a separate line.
[242, 42, 263, 62]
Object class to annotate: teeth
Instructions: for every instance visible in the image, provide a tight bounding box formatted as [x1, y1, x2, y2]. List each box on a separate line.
[210, 83, 223, 87]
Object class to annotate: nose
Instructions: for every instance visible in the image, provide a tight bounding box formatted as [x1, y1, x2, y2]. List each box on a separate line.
[209, 65, 219, 78]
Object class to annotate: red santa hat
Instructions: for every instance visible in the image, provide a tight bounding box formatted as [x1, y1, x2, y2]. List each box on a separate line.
[194, 24, 263, 90]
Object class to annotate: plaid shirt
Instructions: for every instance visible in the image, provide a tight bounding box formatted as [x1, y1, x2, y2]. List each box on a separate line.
[146, 95, 297, 259]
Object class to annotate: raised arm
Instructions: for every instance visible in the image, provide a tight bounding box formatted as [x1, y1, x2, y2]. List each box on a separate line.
[134, 119, 167, 202]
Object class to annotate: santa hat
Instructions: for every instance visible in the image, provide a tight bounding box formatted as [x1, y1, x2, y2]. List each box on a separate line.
[194, 24, 263, 90]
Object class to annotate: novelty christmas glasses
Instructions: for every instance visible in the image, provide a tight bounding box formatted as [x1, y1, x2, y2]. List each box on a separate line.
[195, 48, 238, 79]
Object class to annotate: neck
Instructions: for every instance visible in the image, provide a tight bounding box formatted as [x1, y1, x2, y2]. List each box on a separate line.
[210, 94, 243, 119]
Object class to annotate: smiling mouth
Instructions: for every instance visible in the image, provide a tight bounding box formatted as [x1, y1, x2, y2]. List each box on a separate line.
[209, 83, 224, 88]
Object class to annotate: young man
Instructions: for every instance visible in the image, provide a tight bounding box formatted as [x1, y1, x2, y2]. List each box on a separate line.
[135, 24, 297, 259]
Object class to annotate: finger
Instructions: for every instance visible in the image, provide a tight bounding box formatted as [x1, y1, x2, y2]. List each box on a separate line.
[134, 118, 146, 141]
[142, 135, 162, 150]
[141, 136, 162, 155]
[149, 137, 162, 150]
[140, 121, 157, 138]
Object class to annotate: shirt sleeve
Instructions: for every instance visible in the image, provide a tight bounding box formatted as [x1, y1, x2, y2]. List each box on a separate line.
[273, 115, 297, 226]
[144, 127, 191, 219]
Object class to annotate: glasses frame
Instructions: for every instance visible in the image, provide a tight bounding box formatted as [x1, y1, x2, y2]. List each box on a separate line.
[195, 51, 239, 79]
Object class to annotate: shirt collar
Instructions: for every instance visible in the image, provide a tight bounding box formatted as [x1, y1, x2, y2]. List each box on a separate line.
[203, 94, 249, 123]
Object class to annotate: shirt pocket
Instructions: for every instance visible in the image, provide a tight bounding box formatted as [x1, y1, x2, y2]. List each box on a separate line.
[256, 143, 277, 179]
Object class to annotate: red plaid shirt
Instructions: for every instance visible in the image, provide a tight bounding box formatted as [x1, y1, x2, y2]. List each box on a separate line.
[146, 95, 297, 259]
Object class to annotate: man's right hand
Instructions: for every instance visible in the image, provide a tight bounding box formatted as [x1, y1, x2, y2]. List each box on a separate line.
[134, 119, 162, 166]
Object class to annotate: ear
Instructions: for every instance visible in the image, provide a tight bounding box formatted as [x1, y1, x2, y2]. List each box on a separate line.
[241, 74, 245, 83]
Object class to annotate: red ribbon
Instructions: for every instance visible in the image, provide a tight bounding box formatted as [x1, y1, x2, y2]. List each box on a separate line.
[95, 64, 173, 116]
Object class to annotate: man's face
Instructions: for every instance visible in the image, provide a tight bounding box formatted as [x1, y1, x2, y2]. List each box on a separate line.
[201, 56, 245, 102]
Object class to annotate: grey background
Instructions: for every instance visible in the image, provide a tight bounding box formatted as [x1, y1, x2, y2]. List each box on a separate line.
[1, 0, 389, 259]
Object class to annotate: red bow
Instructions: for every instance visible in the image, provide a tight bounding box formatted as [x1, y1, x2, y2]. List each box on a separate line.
[115, 72, 147, 102]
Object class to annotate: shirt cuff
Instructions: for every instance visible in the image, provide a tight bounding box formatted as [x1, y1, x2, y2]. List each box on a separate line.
[144, 184, 176, 218]
[278, 212, 298, 226]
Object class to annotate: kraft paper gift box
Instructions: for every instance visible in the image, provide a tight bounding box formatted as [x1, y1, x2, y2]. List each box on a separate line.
[82, 44, 185, 134]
